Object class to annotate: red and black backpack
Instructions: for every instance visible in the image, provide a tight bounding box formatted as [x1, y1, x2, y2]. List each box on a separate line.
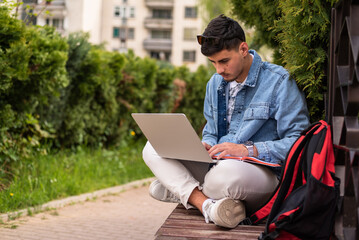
[242, 120, 340, 239]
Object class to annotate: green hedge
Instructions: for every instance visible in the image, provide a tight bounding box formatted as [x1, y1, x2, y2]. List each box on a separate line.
[0, 5, 68, 177]
[0, 6, 210, 181]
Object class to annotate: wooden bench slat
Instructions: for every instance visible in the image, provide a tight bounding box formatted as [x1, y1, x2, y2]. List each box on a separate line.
[168, 212, 205, 221]
[155, 204, 265, 239]
[157, 227, 261, 239]
[162, 218, 265, 232]
[156, 236, 190, 240]
[172, 208, 204, 215]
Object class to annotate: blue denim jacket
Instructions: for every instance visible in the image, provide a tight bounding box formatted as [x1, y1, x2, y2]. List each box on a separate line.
[202, 50, 310, 168]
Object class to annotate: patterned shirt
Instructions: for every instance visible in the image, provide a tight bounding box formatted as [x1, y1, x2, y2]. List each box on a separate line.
[227, 80, 246, 124]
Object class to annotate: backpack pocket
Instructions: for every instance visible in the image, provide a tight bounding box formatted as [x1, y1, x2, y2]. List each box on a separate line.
[268, 175, 340, 240]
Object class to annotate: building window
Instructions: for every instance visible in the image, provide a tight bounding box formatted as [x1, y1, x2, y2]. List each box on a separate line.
[114, 6, 134, 18]
[45, 18, 64, 30]
[113, 27, 120, 38]
[128, 28, 135, 39]
[118, 28, 126, 39]
[185, 7, 197, 18]
[130, 7, 135, 18]
[113, 27, 134, 40]
[150, 51, 171, 61]
[52, 18, 63, 29]
[151, 51, 160, 59]
[21, 7, 37, 25]
[183, 51, 196, 62]
[152, 9, 172, 19]
[184, 28, 197, 41]
[114, 6, 120, 17]
[122, 7, 126, 18]
[151, 30, 171, 39]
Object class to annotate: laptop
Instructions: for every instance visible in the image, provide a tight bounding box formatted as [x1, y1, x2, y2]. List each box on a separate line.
[131, 113, 215, 163]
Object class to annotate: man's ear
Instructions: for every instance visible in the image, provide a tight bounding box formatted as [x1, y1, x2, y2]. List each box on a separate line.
[239, 42, 249, 56]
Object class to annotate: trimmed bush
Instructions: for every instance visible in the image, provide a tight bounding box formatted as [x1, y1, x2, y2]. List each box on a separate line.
[0, 5, 68, 176]
[230, 0, 338, 121]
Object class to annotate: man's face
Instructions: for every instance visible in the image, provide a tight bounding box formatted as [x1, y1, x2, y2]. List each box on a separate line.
[207, 43, 248, 83]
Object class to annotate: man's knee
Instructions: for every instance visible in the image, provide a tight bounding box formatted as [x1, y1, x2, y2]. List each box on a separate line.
[202, 160, 246, 199]
[142, 142, 156, 165]
[203, 160, 278, 204]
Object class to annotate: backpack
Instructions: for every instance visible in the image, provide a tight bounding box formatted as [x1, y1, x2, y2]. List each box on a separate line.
[242, 120, 340, 239]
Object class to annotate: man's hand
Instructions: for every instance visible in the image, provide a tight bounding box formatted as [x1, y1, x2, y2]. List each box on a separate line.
[202, 142, 212, 151]
[208, 142, 258, 159]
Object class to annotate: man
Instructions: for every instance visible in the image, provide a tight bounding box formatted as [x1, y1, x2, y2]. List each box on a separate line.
[143, 14, 310, 228]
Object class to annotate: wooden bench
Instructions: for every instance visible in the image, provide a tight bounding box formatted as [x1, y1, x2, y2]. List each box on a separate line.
[155, 204, 265, 239]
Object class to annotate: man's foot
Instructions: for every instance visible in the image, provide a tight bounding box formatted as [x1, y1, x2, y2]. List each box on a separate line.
[149, 179, 181, 203]
[202, 198, 246, 228]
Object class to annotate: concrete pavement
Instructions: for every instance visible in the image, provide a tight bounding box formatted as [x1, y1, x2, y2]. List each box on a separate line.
[0, 178, 177, 240]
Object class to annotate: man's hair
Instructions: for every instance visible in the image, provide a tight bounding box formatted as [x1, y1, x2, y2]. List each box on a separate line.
[200, 14, 246, 56]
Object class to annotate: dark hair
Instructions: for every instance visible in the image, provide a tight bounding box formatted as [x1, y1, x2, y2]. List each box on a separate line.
[200, 14, 246, 56]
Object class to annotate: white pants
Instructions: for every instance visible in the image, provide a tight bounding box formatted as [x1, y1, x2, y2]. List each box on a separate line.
[143, 141, 279, 214]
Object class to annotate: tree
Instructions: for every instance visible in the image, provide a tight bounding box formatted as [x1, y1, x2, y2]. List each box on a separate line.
[229, 0, 338, 121]
[198, 0, 233, 24]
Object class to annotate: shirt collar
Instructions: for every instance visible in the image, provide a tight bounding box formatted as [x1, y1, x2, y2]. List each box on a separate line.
[244, 50, 262, 88]
[219, 50, 261, 88]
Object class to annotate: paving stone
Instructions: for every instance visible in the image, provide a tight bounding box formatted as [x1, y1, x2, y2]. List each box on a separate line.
[0, 179, 177, 240]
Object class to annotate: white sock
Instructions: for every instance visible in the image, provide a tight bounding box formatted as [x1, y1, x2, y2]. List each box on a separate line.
[202, 198, 215, 223]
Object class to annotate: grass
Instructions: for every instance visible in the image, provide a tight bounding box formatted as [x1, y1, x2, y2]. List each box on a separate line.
[0, 139, 153, 213]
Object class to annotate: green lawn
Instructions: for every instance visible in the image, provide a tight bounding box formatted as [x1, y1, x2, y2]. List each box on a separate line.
[0, 139, 152, 213]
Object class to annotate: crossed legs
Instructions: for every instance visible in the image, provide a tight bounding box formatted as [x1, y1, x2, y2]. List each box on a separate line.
[142, 141, 278, 216]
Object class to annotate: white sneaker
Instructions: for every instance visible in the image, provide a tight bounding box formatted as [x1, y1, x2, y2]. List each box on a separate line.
[202, 198, 246, 228]
[149, 179, 181, 203]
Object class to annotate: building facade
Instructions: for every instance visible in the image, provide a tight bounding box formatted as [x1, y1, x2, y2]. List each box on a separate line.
[18, 0, 207, 71]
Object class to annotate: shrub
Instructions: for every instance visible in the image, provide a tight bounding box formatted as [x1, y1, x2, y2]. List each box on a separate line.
[230, 0, 338, 121]
[56, 33, 125, 147]
[0, 5, 68, 175]
[175, 65, 215, 134]
[0, 4, 213, 184]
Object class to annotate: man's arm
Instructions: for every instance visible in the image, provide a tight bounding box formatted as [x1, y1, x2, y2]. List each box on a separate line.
[254, 75, 310, 162]
[202, 79, 219, 147]
[209, 75, 309, 163]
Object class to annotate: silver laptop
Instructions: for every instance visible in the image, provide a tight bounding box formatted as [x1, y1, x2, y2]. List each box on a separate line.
[131, 113, 215, 163]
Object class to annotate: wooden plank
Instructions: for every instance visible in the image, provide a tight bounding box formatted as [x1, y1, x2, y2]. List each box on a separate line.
[155, 204, 264, 240]
[161, 218, 265, 232]
[157, 227, 261, 240]
[168, 212, 204, 221]
[156, 236, 189, 240]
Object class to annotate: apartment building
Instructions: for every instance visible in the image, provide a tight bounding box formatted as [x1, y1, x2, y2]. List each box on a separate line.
[17, 0, 208, 71]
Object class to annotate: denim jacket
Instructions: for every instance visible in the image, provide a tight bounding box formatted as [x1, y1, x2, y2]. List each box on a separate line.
[202, 50, 310, 168]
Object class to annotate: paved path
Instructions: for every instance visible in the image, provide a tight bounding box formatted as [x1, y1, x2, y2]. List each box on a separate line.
[0, 178, 177, 240]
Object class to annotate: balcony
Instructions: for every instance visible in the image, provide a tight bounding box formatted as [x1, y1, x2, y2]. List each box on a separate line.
[145, 0, 174, 8]
[34, 1, 66, 16]
[144, 17, 173, 29]
[47, 0, 65, 5]
[143, 38, 172, 51]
